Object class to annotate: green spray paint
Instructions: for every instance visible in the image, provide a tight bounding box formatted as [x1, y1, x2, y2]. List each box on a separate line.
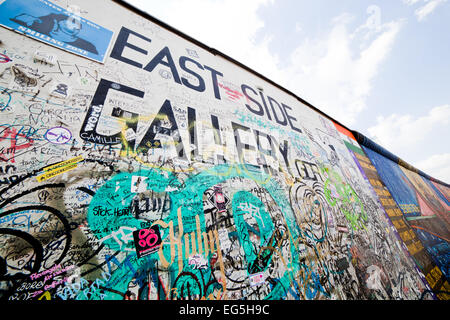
[322, 166, 367, 231]
[84, 164, 302, 300]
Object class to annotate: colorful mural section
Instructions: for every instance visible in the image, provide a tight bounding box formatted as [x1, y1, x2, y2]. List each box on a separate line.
[0, 0, 446, 301]
[348, 130, 450, 300]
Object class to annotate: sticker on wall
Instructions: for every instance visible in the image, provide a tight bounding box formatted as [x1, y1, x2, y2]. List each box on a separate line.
[45, 127, 72, 144]
[188, 254, 208, 270]
[0, 0, 113, 63]
[218, 229, 232, 250]
[33, 50, 57, 65]
[9, 64, 40, 93]
[131, 176, 148, 193]
[50, 82, 70, 98]
[208, 185, 229, 213]
[36, 155, 83, 182]
[133, 225, 162, 258]
[249, 272, 265, 287]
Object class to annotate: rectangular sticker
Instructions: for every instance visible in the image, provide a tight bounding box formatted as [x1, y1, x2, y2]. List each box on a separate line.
[249, 272, 265, 287]
[36, 162, 78, 182]
[36, 155, 83, 181]
[0, 0, 113, 63]
[43, 155, 83, 172]
[133, 225, 162, 258]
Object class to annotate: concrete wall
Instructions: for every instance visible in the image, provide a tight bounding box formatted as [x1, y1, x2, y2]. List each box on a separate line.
[0, 0, 446, 300]
[351, 131, 450, 300]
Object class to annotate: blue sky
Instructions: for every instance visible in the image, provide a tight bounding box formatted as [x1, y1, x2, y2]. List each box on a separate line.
[125, 0, 450, 183]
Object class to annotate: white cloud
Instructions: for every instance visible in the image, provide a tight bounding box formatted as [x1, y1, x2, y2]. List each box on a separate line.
[414, 153, 450, 183]
[367, 105, 450, 149]
[402, 0, 422, 5]
[401, 0, 448, 21]
[367, 105, 450, 180]
[415, 0, 447, 21]
[280, 16, 403, 126]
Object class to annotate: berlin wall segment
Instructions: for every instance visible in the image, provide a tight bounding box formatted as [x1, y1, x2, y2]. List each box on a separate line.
[0, 0, 447, 302]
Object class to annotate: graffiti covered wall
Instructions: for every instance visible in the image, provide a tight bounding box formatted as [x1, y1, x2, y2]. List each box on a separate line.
[351, 131, 450, 300]
[0, 0, 446, 301]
